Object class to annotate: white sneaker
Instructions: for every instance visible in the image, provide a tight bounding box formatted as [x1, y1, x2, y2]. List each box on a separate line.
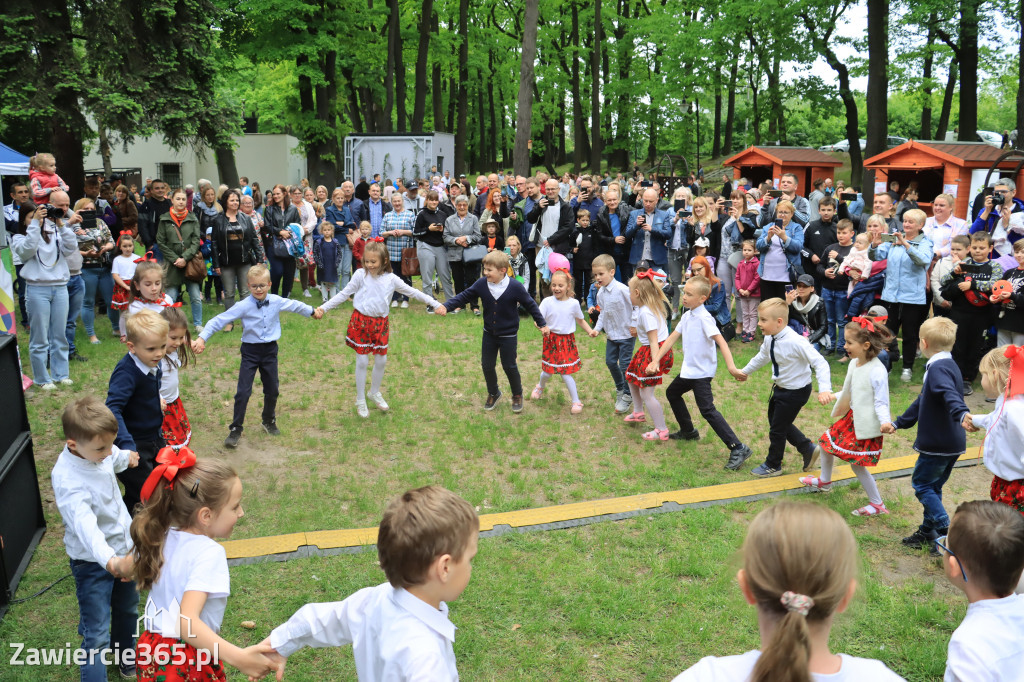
[58, 378, 74, 386]
[355, 400, 369, 418]
[614, 392, 631, 414]
[391, 300, 398, 308]
[369, 392, 390, 411]
[39, 382, 57, 391]
[400, 301, 409, 309]
[194, 325, 204, 335]
[900, 368, 912, 383]
[303, 289, 312, 298]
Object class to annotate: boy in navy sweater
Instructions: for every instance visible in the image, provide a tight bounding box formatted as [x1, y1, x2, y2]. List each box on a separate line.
[105, 308, 168, 514]
[436, 250, 548, 412]
[883, 317, 970, 549]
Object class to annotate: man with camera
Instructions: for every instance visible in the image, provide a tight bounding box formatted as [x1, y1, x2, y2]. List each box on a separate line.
[838, 188, 898, 234]
[569, 174, 604, 223]
[758, 173, 810, 228]
[624, 188, 673, 273]
[970, 178, 1024, 261]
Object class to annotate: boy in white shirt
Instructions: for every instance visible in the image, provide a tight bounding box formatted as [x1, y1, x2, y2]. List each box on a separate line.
[51, 396, 140, 681]
[588, 254, 636, 413]
[265, 486, 479, 681]
[940, 500, 1024, 682]
[648, 276, 752, 469]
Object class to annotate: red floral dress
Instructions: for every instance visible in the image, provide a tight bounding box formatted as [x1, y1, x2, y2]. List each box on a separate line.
[819, 409, 884, 467]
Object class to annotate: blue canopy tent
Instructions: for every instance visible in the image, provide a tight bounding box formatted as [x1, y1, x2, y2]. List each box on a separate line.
[0, 141, 30, 177]
[1, 142, 30, 336]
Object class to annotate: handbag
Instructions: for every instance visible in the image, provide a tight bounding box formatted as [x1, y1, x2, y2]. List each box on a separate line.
[401, 247, 420, 276]
[463, 244, 488, 263]
[172, 223, 206, 283]
[272, 236, 290, 258]
[718, 320, 737, 342]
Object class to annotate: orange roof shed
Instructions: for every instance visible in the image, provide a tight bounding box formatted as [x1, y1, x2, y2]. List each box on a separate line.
[863, 141, 1024, 218]
[722, 146, 842, 194]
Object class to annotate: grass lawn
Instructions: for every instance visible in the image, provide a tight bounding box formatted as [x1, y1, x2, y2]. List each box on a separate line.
[1, 283, 992, 681]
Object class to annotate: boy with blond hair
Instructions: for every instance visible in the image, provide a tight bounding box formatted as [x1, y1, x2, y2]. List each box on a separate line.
[265, 486, 479, 681]
[588, 253, 635, 413]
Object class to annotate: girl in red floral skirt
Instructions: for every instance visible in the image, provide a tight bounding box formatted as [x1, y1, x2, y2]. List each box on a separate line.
[800, 315, 894, 517]
[531, 269, 594, 414]
[317, 240, 441, 418]
[964, 346, 1024, 514]
[131, 455, 279, 681]
[624, 270, 674, 441]
[160, 307, 195, 450]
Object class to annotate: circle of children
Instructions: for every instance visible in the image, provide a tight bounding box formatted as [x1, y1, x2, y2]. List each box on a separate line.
[25, 160, 1024, 680]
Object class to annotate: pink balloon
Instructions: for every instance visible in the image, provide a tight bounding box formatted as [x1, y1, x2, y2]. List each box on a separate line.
[548, 252, 570, 273]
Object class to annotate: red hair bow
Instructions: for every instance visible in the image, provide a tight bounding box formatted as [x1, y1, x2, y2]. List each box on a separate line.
[1005, 345, 1023, 360]
[133, 251, 157, 264]
[119, 230, 133, 237]
[160, 300, 182, 308]
[370, 236, 385, 243]
[140, 446, 197, 503]
[636, 269, 656, 281]
[851, 315, 887, 332]
[553, 266, 571, 275]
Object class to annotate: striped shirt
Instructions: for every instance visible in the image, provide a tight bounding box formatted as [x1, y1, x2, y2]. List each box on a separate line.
[382, 209, 416, 262]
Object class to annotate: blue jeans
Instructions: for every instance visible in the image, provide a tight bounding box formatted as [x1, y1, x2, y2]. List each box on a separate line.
[168, 281, 204, 328]
[605, 337, 635, 394]
[80, 267, 117, 336]
[338, 244, 352, 291]
[26, 283, 70, 383]
[70, 559, 138, 682]
[821, 287, 849, 354]
[911, 454, 958, 534]
[65, 274, 85, 354]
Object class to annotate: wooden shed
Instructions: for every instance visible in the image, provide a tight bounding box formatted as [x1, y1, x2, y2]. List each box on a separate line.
[723, 146, 842, 193]
[863, 141, 1024, 218]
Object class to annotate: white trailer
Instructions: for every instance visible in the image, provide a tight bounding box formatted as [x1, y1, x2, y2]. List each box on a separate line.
[343, 132, 455, 182]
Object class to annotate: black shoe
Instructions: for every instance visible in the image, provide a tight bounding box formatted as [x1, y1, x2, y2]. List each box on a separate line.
[484, 391, 503, 410]
[963, 381, 974, 396]
[119, 662, 136, 679]
[668, 429, 700, 441]
[724, 444, 752, 471]
[69, 351, 89, 362]
[262, 420, 281, 436]
[224, 428, 242, 448]
[511, 394, 523, 413]
[802, 446, 820, 472]
[902, 528, 938, 549]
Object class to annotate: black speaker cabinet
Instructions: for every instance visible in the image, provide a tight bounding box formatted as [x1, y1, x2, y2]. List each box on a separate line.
[0, 335, 46, 619]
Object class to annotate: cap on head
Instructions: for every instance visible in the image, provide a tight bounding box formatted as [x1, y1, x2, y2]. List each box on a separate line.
[796, 274, 815, 288]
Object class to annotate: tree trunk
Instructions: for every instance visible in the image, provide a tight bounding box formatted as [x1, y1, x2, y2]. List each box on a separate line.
[383, 2, 395, 133]
[557, 89, 567, 165]
[712, 67, 722, 158]
[646, 49, 662, 163]
[863, 0, 889, 204]
[936, 58, 958, 141]
[590, 0, 602, 173]
[432, 11, 444, 132]
[476, 76, 487, 171]
[748, 56, 761, 146]
[454, 0, 469, 173]
[340, 67, 364, 132]
[766, 55, 779, 140]
[958, 0, 980, 141]
[724, 38, 739, 154]
[393, 0, 407, 131]
[214, 146, 239, 188]
[98, 125, 113, 177]
[310, 49, 340, 184]
[571, 0, 584, 174]
[609, 0, 632, 170]
[411, 0, 433, 131]
[487, 53, 499, 168]
[920, 14, 936, 139]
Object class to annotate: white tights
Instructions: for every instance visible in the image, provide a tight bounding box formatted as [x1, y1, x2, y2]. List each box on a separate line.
[628, 384, 667, 431]
[355, 353, 388, 402]
[538, 371, 580, 403]
[820, 451, 882, 506]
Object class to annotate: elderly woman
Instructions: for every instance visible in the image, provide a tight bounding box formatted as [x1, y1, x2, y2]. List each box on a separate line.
[380, 193, 417, 306]
[444, 195, 484, 314]
[72, 196, 117, 343]
[870, 208, 934, 381]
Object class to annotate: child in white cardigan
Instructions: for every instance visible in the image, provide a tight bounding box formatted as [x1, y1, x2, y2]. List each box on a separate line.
[801, 314, 894, 517]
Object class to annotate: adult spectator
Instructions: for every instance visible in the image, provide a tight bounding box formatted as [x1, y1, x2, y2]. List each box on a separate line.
[194, 184, 221, 239]
[923, 193, 968, 258]
[380, 193, 416, 307]
[526, 179, 576, 297]
[807, 178, 826, 223]
[83, 177, 117, 227]
[210, 189, 261, 326]
[240, 194, 266, 263]
[971, 178, 1024, 260]
[509, 177, 541, 295]
[341, 180, 367, 224]
[665, 189, 691, 315]
[413, 190, 454, 308]
[263, 184, 300, 297]
[479, 189, 509, 225]
[156, 187, 204, 333]
[444, 196, 484, 314]
[895, 187, 919, 221]
[759, 173, 810, 227]
[474, 175, 489, 197]
[721, 174, 733, 197]
[314, 185, 329, 205]
[60, 198, 87, 362]
[73, 196, 117, 343]
[823, 177, 835, 196]
[239, 176, 253, 197]
[596, 185, 634, 283]
[755, 199, 805, 301]
[559, 173, 572, 200]
[870, 208, 933, 381]
[840, 190, 898, 234]
[719, 190, 760, 306]
[138, 178, 172, 258]
[683, 196, 724, 264]
[12, 195, 78, 388]
[355, 176, 370, 201]
[442, 171, 452, 187]
[365, 182, 392, 237]
[290, 185, 317, 297]
[5, 182, 31, 327]
[650, 183, 671, 210]
[323, 188, 355, 290]
[625, 188, 673, 272]
[570, 174, 605, 222]
[112, 184, 138, 239]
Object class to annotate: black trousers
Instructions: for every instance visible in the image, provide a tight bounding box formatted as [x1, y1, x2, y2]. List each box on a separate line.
[765, 383, 814, 470]
[232, 341, 280, 430]
[525, 247, 538, 299]
[883, 300, 928, 370]
[665, 376, 741, 449]
[573, 265, 592, 302]
[269, 253, 296, 298]
[116, 438, 164, 516]
[951, 308, 993, 382]
[759, 280, 789, 302]
[481, 331, 522, 396]
[450, 259, 480, 310]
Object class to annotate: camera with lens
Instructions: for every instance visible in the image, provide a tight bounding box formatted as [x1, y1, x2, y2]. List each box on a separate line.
[40, 204, 66, 220]
[992, 190, 1005, 204]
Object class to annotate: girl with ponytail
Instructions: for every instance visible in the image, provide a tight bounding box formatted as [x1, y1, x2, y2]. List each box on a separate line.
[672, 502, 905, 681]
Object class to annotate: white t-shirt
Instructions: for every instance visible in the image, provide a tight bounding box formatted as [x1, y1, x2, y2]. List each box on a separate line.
[143, 529, 230, 637]
[674, 305, 720, 378]
[636, 305, 669, 346]
[160, 350, 180, 403]
[673, 650, 905, 682]
[944, 594, 1024, 682]
[111, 254, 137, 282]
[539, 296, 583, 334]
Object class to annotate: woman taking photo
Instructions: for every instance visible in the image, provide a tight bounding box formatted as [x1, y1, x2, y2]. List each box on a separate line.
[755, 199, 805, 301]
[156, 188, 205, 333]
[263, 184, 300, 297]
[210, 189, 261, 330]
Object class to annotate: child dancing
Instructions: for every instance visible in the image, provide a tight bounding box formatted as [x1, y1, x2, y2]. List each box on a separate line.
[159, 307, 196, 450]
[624, 270, 674, 441]
[532, 269, 594, 413]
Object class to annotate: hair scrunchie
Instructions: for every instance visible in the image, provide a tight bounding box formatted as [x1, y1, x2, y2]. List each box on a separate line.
[780, 590, 814, 616]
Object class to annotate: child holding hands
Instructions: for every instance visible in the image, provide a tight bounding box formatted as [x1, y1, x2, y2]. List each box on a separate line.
[588, 254, 635, 414]
[623, 270, 674, 441]
[531, 269, 594, 413]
